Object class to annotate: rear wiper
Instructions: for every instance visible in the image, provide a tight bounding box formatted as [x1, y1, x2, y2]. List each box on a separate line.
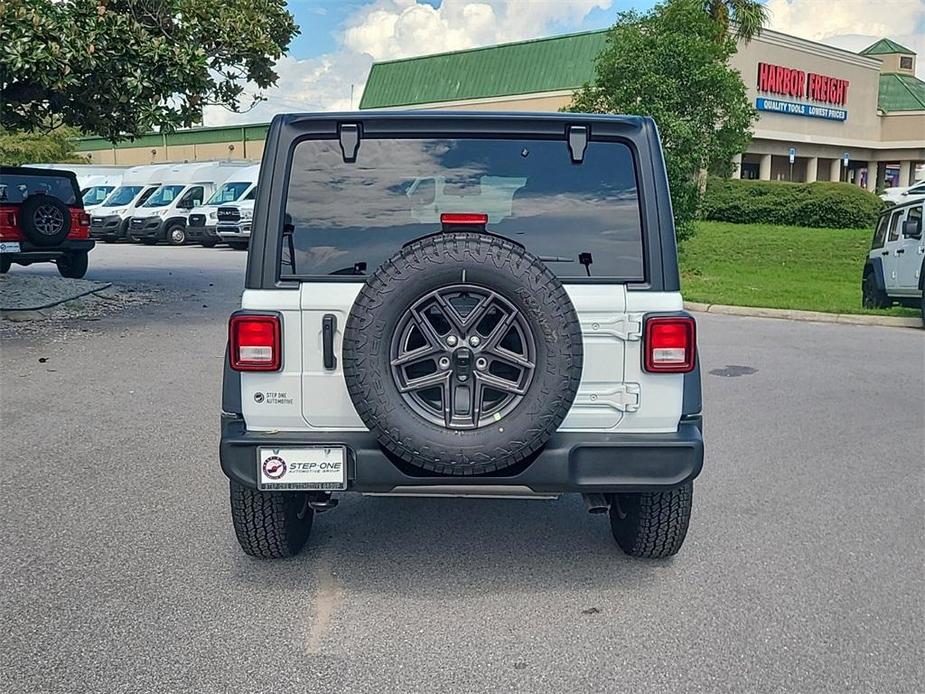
[539, 252, 593, 277]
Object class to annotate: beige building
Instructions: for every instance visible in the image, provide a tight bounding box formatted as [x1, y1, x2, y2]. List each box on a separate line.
[76, 29, 925, 190]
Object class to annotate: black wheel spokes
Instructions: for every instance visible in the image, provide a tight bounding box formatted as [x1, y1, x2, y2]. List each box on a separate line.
[35, 205, 64, 236]
[390, 284, 536, 430]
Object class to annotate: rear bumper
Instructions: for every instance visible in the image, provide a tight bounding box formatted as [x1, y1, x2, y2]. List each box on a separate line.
[2, 238, 94, 261]
[219, 416, 704, 494]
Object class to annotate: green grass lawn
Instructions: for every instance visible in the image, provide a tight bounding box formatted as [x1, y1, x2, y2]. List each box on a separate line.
[680, 221, 918, 317]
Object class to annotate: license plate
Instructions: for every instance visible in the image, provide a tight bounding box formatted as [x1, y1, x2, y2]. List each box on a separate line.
[0, 242, 20, 253]
[258, 447, 347, 491]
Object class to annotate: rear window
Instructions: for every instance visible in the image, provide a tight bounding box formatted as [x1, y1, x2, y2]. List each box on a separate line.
[0, 173, 78, 205]
[282, 137, 644, 280]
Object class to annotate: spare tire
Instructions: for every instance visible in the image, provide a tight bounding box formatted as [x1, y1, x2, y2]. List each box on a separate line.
[19, 194, 72, 246]
[343, 232, 583, 476]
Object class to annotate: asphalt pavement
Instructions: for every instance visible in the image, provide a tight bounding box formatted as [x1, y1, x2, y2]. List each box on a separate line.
[1, 244, 923, 693]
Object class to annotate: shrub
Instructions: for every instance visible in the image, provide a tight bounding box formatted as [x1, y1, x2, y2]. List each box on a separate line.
[701, 178, 884, 229]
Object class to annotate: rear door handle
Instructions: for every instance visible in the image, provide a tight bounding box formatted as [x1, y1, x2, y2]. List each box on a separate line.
[881, 250, 889, 256]
[322, 314, 337, 370]
[895, 249, 905, 255]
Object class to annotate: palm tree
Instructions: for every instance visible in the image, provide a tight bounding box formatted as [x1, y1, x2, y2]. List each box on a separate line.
[704, 0, 769, 41]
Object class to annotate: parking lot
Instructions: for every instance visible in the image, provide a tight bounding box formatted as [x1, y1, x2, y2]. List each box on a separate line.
[1, 243, 923, 692]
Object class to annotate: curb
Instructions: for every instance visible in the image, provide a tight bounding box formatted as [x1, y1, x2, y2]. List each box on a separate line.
[684, 302, 922, 329]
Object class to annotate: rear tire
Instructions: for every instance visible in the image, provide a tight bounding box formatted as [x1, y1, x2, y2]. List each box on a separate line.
[201, 238, 217, 249]
[0, 256, 11, 274]
[229, 480, 314, 559]
[228, 241, 248, 251]
[609, 482, 693, 558]
[862, 271, 889, 309]
[57, 251, 89, 279]
[102, 237, 118, 244]
[141, 237, 158, 246]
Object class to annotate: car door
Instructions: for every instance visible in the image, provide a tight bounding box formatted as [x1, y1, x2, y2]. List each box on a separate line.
[895, 202, 924, 294]
[882, 207, 907, 292]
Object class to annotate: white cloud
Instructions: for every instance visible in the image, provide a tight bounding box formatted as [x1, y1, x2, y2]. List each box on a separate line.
[204, 0, 611, 126]
[204, 0, 925, 126]
[765, 0, 925, 78]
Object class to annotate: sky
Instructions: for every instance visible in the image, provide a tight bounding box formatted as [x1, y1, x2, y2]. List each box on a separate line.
[202, 0, 925, 126]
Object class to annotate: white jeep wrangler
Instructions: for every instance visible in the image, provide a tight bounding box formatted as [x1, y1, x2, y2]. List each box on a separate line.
[220, 113, 703, 559]
[862, 197, 925, 323]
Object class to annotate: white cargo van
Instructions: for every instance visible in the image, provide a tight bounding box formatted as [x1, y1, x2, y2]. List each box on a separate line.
[25, 164, 128, 193]
[186, 164, 260, 247]
[89, 164, 171, 242]
[80, 173, 125, 211]
[128, 161, 253, 245]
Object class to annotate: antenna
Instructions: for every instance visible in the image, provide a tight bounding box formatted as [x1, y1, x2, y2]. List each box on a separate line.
[350, 84, 355, 110]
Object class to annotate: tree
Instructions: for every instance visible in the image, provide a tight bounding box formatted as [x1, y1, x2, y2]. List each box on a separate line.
[0, 0, 298, 140]
[704, 0, 769, 40]
[565, 0, 757, 240]
[0, 127, 87, 166]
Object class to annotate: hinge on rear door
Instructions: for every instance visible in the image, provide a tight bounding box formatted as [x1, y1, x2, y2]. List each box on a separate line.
[609, 383, 640, 412]
[575, 383, 640, 412]
[581, 312, 643, 341]
[339, 123, 360, 163]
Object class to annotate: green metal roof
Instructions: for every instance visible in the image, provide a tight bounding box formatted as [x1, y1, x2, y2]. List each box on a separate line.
[359, 29, 608, 109]
[860, 38, 916, 56]
[877, 73, 925, 112]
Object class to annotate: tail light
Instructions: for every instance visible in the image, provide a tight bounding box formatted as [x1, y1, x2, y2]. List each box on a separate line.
[440, 213, 488, 226]
[229, 314, 281, 371]
[643, 316, 696, 373]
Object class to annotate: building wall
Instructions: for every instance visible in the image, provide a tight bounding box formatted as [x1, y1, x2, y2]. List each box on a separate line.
[880, 113, 925, 142]
[80, 138, 266, 166]
[729, 32, 883, 144]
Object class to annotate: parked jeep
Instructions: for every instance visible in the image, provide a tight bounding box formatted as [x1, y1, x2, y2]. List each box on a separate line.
[862, 196, 924, 323]
[0, 166, 94, 278]
[220, 113, 703, 560]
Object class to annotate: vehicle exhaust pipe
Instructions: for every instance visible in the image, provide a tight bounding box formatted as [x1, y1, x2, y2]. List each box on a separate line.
[582, 493, 610, 514]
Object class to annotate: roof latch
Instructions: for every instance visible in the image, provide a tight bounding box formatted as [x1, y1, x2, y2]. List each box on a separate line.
[567, 125, 588, 164]
[339, 123, 361, 163]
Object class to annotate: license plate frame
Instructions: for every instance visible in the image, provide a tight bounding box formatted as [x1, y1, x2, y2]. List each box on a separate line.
[0, 242, 21, 254]
[257, 446, 347, 491]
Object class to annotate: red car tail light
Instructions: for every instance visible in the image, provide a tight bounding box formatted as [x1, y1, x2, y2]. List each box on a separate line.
[440, 213, 488, 226]
[229, 314, 281, 371]
[644, 316, 696, 373]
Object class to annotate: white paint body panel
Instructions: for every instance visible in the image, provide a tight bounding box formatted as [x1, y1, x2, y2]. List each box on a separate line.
[240, 284, 686, 435]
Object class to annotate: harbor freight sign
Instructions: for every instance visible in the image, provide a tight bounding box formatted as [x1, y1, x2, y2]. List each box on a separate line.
[756, 97, 848, 121]
[756, 62, 849, 121]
